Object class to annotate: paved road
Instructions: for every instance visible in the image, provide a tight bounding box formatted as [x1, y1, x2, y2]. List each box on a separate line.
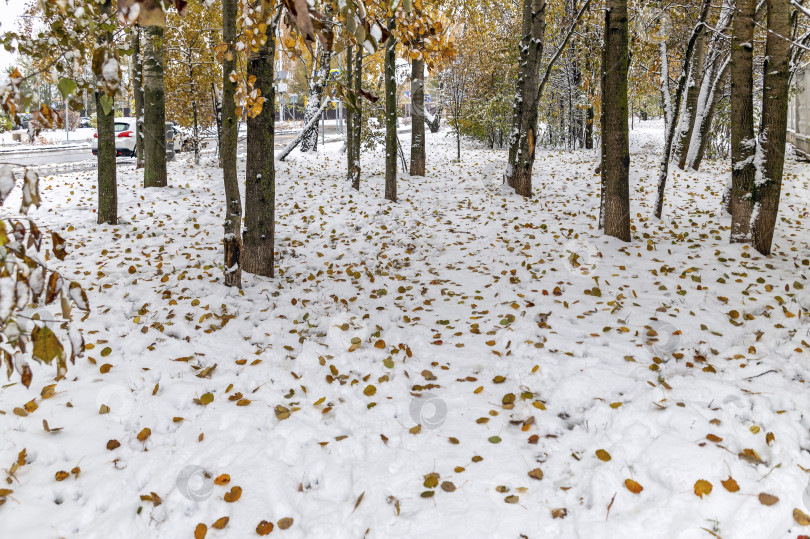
[1, 126, 346, 175]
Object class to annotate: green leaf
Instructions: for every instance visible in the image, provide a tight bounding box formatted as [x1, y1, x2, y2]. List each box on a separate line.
[32, 326, 64, 365]
[99, 94, 114, 116]
[57, 78, 77, 99]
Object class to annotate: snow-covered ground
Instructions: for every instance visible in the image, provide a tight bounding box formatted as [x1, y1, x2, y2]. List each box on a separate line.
[0, 127, 96, 149]
[1, 120, 809, 538]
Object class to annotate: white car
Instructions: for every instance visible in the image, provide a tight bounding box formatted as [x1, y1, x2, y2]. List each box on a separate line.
[92, 117, 137, 157]
[92, 118, 185, 157]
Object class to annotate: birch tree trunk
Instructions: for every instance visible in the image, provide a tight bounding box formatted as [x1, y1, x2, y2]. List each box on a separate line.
[673, 29, 706, 169]
[221, 0, 242, 287]
[96, 0, 117, 225]
[653, 0, 711, 218]
[687, 56, 730, 171]
[750, 0, 791, 255]
[409, 59, 426, 176]
[600, 0, 631, 240]
[301, 7, 333, 153]
[729, 0, 756, 242]
[131, 24, 145, 169]
[243, 37, 275, 277]
[385, 18, 398, 202]
[143, 22, 167, 188]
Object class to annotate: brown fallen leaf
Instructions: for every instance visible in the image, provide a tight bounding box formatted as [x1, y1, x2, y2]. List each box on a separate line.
[256, 520, 274, 535]
[352, 491, 364, 513]
[758, 492, 779, 506]
[694, 479, 712, 498]
[106, 439, 121, 450]
[551, 508, 567, 519]
[212, 516, 229, 529]
[441, 481, 456, 492]
[194, 523, 207, 539]
[278, 517, 294, 530]
[595, 449, 611, 462]
[223, 486, 242, 502]
[214, 474, 230, 485]
[528, 468, 543, 480]
[721, 476, 740, 492]
[706, 434, 723, 443]
[625, 478, 643, 494]
[137, 427, 151, 442]
[55, 470, 69, 481]
[738, 448, 764, 465]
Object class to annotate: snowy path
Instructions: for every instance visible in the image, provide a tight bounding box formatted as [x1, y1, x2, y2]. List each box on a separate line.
[1, 121, 809, 538]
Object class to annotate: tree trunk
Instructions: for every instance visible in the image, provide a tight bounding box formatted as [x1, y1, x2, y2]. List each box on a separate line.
[674, 29, 706, 169]
[600, 0, 631, 240]
[729, 0, 756, 242]
[506, 0, 534, 187]
[751, 0, 790, 255]
[143, 23, 167, 187]
[243, 37, 275, 277]
[653, 0, 711, 218]
[351, 49, 362, 190]
[189, 52, 200, 165]
[96, 0, 117, 225]
[688, 56, 730, 171]
[507, 0, 546, 197]
[686, 2, 734, 170]
[221, 0, 242, 287]
[409, 59, 426, 176]
[585, 103, 594, 149]
[346, 46, 354, 182]
[301, 8, 333, 153]
[131, 24, 145, 169]
[384, 18, 398, 202]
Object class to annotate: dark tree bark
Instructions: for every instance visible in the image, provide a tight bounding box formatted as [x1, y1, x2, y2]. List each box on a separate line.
[506, 0, 546, 197]
[409, 59, 426, 176]
[585, 103, 594, 149]
[751, 0, 791, 254]
[729, 0, 756, 242]
[653, 0, 712, 218]
[243, 36, 275, 277]
[143, 23, 167, 187]
[96, 0, 117, 225]
[221, 0, 242, 287]
[351, 49, 362, 190]
[131, 24, 145, 169]
[384, 18, 397, 202]
[600, 0, 631, 240]
[506, 0, 534, 187]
